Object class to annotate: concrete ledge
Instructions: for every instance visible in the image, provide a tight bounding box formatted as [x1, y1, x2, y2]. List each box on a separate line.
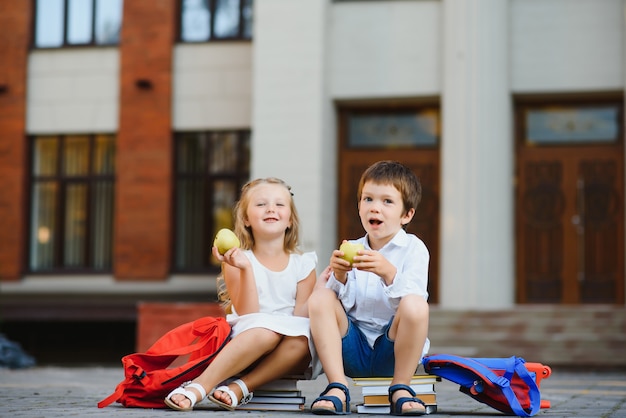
[428, 305, 626, 368]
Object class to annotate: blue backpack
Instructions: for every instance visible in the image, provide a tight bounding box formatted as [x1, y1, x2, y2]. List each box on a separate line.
[423, 354, 551, 417]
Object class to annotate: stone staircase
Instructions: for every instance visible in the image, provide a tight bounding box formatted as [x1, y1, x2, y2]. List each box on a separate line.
[135, 303, 626, 369]
[427, 305, 626, 369]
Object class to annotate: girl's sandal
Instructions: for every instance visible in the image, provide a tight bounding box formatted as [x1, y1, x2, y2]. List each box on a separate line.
[311, 382, 351, 415]
[208, 379, 254, 411]
[388, 384, 426, 416]
[164, 381, 207, 411]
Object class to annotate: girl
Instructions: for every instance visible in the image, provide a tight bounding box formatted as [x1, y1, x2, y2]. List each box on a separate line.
[165, 177, 320, 411]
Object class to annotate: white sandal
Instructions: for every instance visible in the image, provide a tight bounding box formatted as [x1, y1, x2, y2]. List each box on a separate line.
[164, 381, 207, 411]
[208, 379, 254, 411]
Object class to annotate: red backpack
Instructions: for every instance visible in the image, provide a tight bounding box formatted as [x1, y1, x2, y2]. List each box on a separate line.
[98, 315, 231, 409]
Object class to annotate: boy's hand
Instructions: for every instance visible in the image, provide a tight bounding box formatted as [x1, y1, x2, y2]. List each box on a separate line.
[212, 246, 251, 270]
[353, 250, 397, 285]
[330, 243, 354, 283]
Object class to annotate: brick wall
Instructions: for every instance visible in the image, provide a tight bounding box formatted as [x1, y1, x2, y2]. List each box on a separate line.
[0, 2, 31, 280]
[136, 302, 226, 352]
[114, 0, 176, 280]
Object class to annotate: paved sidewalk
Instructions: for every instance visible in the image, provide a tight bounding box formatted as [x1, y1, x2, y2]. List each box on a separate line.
[0, 366, 625, 417]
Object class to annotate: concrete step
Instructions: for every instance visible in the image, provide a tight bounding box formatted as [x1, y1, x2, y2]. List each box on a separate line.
[428, 306, 626, 368]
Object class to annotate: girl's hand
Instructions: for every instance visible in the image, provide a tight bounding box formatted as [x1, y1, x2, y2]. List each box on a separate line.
[353, 250, 397, 285]
[212, 246, 250, 270]
[314, 265, 332, 289]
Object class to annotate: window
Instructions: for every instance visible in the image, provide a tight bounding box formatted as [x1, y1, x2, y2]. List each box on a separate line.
[29, 135, 115, 272]
[347, 107, 440, 148]
[174, 130, 250, 272]
[524, 105, 621, 146]
[34, 0, 123, 48]
[180, 0, 253, 42]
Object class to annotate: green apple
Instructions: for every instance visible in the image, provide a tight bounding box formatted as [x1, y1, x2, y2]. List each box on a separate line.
[213, 228, 240, 255]
[339, 242, 365, 265]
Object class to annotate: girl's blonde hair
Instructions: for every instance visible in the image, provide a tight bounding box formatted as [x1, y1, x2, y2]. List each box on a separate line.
[217, 177, 301, 312]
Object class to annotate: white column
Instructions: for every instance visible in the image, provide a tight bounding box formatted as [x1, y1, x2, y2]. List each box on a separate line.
[439, 0, 514, 308]
[251, 0, 336, 263]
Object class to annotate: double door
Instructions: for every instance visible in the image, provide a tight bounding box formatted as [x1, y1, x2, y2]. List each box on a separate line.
[515, 100, 624, 304]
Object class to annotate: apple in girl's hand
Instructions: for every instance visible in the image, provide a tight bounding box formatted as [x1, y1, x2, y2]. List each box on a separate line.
[214, 228, 240, 255]
[339, 242, 365, 265]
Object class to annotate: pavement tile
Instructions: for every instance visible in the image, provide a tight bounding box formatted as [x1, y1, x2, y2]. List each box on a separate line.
[0, 367, 625, 417]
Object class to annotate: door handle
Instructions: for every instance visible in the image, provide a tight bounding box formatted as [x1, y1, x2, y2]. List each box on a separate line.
[576, 178, 585, 283]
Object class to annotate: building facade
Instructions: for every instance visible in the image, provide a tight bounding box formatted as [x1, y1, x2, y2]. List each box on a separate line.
[0, 0, 624, 366]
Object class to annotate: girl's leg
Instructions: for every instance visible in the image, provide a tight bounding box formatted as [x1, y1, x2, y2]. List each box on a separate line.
[167, 327, 282, 409]
[308, 287, 350, 409]
[211, 335, 311, 406]
[388, 294, 429, 413]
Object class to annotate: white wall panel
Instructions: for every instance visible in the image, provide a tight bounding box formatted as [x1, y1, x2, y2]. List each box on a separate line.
[27, 49, 119, 133]
[511, 0, 623, 92]
[173, 43, 252, 130]
[329, 0, 441, 98]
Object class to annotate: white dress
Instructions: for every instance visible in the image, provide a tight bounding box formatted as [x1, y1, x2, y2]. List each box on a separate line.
[226, 250, 321, 379]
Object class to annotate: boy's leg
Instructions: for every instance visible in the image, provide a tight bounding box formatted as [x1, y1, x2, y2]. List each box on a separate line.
[212, 335, 311, 407]
[388, 294, 429, 413]
[308, 287, 350, 407]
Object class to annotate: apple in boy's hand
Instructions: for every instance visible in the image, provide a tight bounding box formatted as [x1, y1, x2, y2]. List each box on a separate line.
[213, 228, 240, 255]
[339, 242, 365, 265]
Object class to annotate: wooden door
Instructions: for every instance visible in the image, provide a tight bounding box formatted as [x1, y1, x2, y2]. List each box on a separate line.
[337, 104, 441, 303]
[515, 98, 624, 304]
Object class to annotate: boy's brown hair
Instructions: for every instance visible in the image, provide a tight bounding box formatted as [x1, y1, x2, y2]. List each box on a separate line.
[357, 160, 422, 218]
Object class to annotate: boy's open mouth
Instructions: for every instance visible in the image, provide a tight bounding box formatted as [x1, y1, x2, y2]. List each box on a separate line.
[369, 219, 382, 226]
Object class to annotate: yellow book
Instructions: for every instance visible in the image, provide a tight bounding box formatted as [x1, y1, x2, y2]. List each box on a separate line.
[363, 392, 436, 406]
[352, 375, 440, 386]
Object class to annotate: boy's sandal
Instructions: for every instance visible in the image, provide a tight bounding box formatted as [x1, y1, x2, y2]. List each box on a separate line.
[311, 382, 351, 415]
[388, 384, 427, 416]
[164, 381, 207, 411]
[208, 378, 254, 411]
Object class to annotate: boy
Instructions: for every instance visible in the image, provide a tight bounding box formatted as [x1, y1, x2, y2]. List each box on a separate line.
[309, 160, 430, 416]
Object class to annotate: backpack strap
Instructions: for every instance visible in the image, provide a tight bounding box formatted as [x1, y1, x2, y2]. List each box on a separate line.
[508, 357, 541, 416]
[480, 356, 541, 417]
[97, 378, 130, 408]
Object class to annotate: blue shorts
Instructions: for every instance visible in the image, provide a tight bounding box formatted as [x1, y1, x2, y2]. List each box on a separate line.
[341, 317, 395, 377]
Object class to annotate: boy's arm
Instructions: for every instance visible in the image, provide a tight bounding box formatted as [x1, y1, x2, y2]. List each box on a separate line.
[353, 238, 429, 300]
[382, 240, 430, 300]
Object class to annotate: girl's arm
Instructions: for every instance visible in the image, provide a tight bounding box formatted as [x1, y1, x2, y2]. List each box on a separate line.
[216, 246, 260, 315]
[292, 268, 316, 317]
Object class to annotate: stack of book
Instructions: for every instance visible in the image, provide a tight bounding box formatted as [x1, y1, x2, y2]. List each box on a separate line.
[234, 377, 306, 412]
[352, 374, 440, 414]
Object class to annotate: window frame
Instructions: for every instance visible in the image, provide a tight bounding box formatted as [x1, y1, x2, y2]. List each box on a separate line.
[177, 0, 253, 43]
[26, 134, 116, 274]
[172, 129, 250, 273]
[32, 0, 123, 49]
